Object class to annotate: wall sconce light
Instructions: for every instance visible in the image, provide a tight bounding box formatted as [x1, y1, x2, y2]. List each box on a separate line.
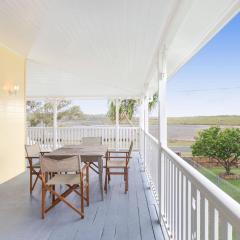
[2, 83, 20, 96]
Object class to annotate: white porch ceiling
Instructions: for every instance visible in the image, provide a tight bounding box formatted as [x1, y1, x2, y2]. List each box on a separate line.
[0, 0, 239, 98]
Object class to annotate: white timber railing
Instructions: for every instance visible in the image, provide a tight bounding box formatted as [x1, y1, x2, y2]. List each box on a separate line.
[26, 126, 140, 150]
[143, 130, 240, 240]
[145, 132, 159, 202]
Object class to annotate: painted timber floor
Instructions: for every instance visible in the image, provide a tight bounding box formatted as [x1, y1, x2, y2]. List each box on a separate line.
[0, 153, 164, 240]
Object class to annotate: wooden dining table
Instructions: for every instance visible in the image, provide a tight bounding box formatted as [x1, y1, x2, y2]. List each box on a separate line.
[45, 144, 108, 200]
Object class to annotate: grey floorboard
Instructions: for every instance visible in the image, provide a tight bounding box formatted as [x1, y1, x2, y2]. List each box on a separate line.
[0, 153, 164, 240]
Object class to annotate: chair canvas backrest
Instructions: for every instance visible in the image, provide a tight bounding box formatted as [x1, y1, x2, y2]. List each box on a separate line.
[25, 144, 41, 158]
[40, 155, 82, 173]
[82, 137, 102, 145]
[128, 141, 133, 156]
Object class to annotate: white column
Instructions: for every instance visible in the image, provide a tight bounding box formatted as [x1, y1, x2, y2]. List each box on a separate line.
[158, 49, 167, 220]
[53, 99, 58, 150]
[144, 95, 149, 133]
[143, 94, 149, 171]
[139, 97, 145, 130]
[158, 52, 167, 147]
[115, 98, 120, 150]
[139, 97, 145, 161]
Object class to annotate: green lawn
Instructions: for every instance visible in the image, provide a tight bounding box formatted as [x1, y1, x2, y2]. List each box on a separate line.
[168, 139, 240, 202]
[149, 115, 240, 125]
[199, 167, 240, 203]
[168, 115, 240, 125]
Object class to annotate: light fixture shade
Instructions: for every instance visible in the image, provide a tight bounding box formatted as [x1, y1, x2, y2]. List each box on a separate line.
[2, 82, 20, 96]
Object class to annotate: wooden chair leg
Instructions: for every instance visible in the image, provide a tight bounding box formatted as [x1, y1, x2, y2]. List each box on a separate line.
[32, 172, 40, 191]
[104, 168, 108, 193]
[86, 166, 90, 206]
[46, 186, 84, 218]
[107, 169, 110, 188]
[42, 185, 46, 219]
[52, 185, 55, 203]
[125, 168, 128, 193]
[80, 173, 84, 218]
[30, 169, 33, 194]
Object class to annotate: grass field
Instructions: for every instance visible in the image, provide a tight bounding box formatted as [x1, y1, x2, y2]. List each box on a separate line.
[167, 139, 240, 202]
[200, 167, 240, 203]
[149, 115, 240, 125]
[168, 115, 240, 125]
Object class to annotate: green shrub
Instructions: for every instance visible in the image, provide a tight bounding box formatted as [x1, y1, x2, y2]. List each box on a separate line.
[191, 127, 240, 175]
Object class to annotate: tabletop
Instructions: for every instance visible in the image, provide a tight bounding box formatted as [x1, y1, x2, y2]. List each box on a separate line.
[46, 144, 108, 157]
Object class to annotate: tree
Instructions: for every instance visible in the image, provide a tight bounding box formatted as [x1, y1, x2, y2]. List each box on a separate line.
[191, 127, 240, 175]
[107, 93, 159, 123]
[148, 92, 158, 112]
[107, 99, 137, 122]
[26, 100, 84, 126]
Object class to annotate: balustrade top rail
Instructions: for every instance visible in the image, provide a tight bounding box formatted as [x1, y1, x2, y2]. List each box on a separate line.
[163, 146, 240, 225]
[143, 130, 240, 239]
[145, 131, 240, 219]
[27, 126, 140, 150]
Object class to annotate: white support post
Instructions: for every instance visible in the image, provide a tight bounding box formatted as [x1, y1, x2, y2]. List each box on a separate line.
[143, 94, 149, 171]
[158, 49, 168, 220]
[53, 99, 58, 150]
[144, 95, 149, 133]
[139, 97, 145, 131]
[115, 98, 120, 150]
[139, 97, 145, 163]
[158, 51, 167, 147]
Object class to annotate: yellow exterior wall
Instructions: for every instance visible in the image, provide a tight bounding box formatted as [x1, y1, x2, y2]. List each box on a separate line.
[0, 46, 25, 184]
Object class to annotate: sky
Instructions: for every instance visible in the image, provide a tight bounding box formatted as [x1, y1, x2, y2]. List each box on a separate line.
[73, 13, 240, 117]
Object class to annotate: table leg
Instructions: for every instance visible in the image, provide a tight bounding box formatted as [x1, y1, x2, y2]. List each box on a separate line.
[98, 157, 104, 200]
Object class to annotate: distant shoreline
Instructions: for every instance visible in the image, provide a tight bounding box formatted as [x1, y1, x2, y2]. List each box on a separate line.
[150, 115, 240, 126]
[53, 115, 240, 127]
[149, 124, 240, 142]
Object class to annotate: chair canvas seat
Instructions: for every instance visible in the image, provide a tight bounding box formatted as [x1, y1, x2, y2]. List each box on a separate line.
[33, 163, 40, 168]
[47, 174, 81, 185]
[27, 161, 40, 168]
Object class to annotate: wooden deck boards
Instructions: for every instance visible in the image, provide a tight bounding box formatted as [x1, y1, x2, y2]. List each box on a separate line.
[0, 153, 164, 240]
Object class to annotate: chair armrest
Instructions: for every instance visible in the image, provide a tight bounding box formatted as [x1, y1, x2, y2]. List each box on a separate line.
[107, 150, 129, 153]
[25, 156, 39, 160]
[104, 156, 132, 159]
[40, 151, 51, 155]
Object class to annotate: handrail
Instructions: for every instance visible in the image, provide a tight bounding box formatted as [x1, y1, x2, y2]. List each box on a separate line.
[143, 130, 240, 239]
[27, 126, 140, 129]
[162, 146, 240, 225]
[145, 131, 158, 144]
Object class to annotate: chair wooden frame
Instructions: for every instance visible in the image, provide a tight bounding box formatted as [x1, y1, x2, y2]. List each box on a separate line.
[104, 141, 133, 193]
[25, 144, 50, 194]
[40, 156, 89, 219]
